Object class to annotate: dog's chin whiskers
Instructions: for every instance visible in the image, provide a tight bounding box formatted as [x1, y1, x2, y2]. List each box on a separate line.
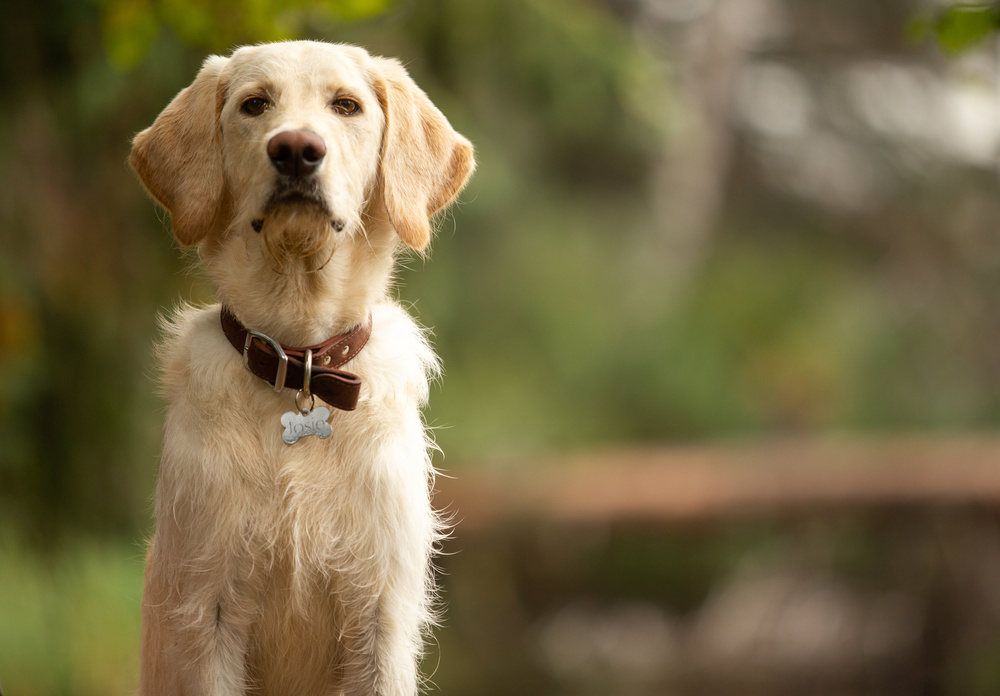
[257, 217, 338, 274]
[314, 244, 336, 272]
[261, 232, 288, 275]
[303, 225, 336, 272]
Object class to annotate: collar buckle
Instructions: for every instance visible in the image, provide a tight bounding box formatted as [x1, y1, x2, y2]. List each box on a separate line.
[244, 329, 288, 392]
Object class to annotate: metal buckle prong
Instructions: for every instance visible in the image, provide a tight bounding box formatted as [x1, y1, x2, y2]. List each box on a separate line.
[244, 329, 288, 392]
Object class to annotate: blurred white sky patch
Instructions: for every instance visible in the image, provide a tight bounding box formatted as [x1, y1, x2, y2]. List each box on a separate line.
[844, 61, 939, 140]
[844, 57, 1000, 167]
[735, 61, 813, 139]
[731, 43, 1000, 211]
[943, 78, 1000, 166]
[621, 0, 1000, 286]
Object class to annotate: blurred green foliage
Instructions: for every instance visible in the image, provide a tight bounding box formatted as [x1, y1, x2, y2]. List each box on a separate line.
[98, 0, 393, 67]
[0, 533, 144, 695]
[911, 2, 1000, 54]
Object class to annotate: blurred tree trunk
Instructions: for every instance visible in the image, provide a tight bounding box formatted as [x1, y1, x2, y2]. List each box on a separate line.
[623, 0, 779, 288]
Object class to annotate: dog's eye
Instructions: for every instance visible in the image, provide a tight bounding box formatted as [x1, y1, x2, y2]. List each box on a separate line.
[241, 96, 269, 117]
[331, 98, 361, 116]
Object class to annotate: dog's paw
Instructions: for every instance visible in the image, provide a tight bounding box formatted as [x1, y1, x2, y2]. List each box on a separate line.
[281, 406, 333, 444]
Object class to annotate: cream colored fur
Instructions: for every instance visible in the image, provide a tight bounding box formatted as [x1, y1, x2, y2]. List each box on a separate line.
[129, 41, 474, 696]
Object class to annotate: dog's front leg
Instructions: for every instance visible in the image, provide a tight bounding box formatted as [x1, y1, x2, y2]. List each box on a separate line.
[336, 592, 423, 696]
[337, 438, 439, 696]
[137, 385, 268, 696]
[139, 535, 257, 696]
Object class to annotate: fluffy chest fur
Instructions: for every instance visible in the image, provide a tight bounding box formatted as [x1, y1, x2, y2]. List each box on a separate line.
[155, 301, 440, 579]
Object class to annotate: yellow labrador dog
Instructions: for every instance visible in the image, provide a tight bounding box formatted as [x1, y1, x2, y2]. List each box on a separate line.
[130, 41, 473, 695]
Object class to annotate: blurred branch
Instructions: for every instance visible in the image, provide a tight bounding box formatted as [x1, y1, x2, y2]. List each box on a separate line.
[439, 437, 1000, 530]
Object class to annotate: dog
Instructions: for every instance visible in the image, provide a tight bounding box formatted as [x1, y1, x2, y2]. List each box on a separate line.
[129, 41, 474, 695]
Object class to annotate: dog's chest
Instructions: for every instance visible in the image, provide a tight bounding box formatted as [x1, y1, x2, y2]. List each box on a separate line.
[159, 305, 432, 572]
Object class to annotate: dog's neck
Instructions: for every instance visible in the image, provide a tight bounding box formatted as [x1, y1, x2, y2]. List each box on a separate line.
[202, 223, 398, 346]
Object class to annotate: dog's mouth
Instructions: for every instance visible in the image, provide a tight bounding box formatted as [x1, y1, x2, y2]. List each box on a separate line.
[265, 184, 328, 215]
[252, 183, 345, 267]
[250, 181, 345, 234]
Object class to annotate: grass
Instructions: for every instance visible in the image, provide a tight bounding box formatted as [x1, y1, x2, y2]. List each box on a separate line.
[0, 534, 145, 696]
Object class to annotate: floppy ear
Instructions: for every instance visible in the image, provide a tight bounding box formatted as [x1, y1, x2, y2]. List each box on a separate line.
[130, 55, 230, 247]
[373, 58, 475, 251]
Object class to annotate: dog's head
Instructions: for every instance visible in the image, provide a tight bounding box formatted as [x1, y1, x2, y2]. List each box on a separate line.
[130, 41, 474, 259]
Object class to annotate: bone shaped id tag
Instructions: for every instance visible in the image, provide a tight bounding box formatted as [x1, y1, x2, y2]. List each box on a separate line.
[281, 404, 332, 445]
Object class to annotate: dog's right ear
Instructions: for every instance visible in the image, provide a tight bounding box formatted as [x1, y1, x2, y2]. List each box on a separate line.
[130, 55, 230, 247]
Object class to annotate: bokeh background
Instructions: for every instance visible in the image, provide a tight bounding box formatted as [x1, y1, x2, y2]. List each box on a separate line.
[2, 0, 1000, 693]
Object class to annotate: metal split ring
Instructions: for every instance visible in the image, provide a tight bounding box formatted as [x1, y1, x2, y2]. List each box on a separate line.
[296, 349, 315, 413]
[295, 389, 316, 415]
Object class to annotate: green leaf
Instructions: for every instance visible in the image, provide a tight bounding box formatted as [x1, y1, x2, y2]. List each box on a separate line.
[934, 4, 1000, 54]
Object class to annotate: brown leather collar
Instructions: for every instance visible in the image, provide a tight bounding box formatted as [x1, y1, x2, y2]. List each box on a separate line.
[220, 306, 372, 412]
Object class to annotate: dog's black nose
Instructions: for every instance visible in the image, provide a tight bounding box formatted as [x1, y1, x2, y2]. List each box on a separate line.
[267, 130, 327, 177]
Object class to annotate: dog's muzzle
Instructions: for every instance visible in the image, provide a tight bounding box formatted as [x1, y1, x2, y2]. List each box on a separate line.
[251, 130, 346, 236]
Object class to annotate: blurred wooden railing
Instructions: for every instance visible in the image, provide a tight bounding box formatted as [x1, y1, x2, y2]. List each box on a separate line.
[435, 436, 1000, 530]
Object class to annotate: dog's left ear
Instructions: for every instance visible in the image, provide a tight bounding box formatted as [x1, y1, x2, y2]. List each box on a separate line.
[372, 58, 475, 252]
[130, 55, 231, 247]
